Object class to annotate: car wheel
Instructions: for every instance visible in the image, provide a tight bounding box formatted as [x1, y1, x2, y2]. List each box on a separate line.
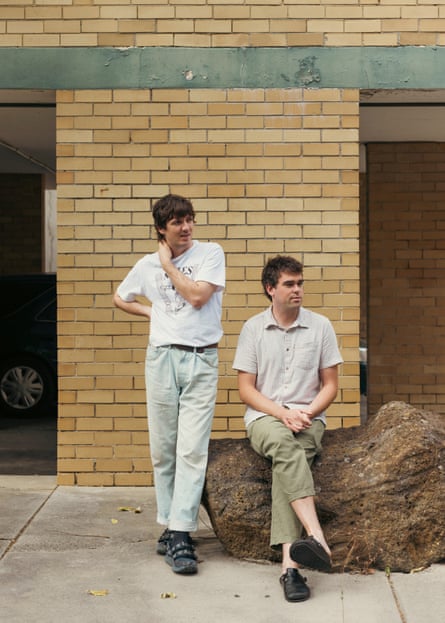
[0, 356, 56, 417]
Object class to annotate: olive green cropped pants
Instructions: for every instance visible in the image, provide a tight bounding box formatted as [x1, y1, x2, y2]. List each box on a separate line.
[247, 416, 325, 549]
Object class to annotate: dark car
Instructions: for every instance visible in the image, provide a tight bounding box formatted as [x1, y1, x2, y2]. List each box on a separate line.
[0, 273, 57, 417]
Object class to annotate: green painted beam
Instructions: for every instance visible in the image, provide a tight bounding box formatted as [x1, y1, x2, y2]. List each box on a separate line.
[1, 46, 445, 90]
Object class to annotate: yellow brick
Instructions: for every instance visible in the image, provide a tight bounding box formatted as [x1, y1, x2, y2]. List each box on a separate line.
[44, 21, 80, 35]
[132, 432, 150, 446]
[2, 8, 25, 19]
[196, 18, 231, 33]
[57, 474, 76, 486]
[381, 18, 419, 32]
[400, 33, 436, 45]
[62, 7, 99, 19]
[0, 35, 23, 46]
[23, 34, 60, 48]
[110, 407, 141, 427]
[212, 34, 250, 46]
[308, 19, 343, 33]
[115, 445, 149, 459]
[233, 19, 269, 33]
[102, 32, 135, 48]
[77, 418, 114, 431]
[61, 35, 100, 46]
[58, 459, 95, 472]
[77, 473, 115, 486]
[132, 459, 152, 471]
[286, 32, 323, 45]
[58, 446, 76, 459]
[325, 34, 362, 46]
[75, 390, 114, 403]
[345, 19, 382, 33]
[8, 20, 43, 33]
[58, 431, 95, 445]
[139, 7, 174, 19]
[77, 447, 113, 459]
[136, 34, 173, 46]
[96, 459, 133, 472]
[95, 432, 132, 445]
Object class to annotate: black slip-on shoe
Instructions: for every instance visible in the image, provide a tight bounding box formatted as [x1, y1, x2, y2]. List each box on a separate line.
[289, 535, 332, 572]
[280, 568, 310, 602]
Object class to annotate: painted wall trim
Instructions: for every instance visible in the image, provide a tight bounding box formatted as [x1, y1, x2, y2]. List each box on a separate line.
[1, 47, 445, 90]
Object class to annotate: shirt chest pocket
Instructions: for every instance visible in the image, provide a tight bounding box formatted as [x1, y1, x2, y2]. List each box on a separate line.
[294, 342, 317, 370]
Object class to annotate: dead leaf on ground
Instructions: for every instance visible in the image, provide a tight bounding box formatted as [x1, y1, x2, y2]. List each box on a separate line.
[118, 506, 142, 513]
[87, 590, 109, 597]
[410, 566, 427, 574]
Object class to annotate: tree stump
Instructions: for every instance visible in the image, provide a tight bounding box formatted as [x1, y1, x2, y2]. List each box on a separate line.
[202, 401, 445, 572]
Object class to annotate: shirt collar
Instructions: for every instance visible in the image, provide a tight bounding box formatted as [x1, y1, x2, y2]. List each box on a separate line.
[264, 306, 309, 330]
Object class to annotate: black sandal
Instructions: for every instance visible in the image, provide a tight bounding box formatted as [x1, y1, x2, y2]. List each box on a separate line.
[165, 534, 198, 574]
[156, 528, 171, 555]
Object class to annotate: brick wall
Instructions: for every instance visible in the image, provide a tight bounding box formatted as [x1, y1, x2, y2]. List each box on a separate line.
[56, 87, 360, 485]
[0, 174, 42, 274]
[367, 143, 445, 417]
[1, 1, 444, 47]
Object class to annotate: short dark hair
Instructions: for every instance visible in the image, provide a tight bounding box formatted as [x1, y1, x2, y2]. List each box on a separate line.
[261, 255, 304, 301]
[151, 194, 196, 241]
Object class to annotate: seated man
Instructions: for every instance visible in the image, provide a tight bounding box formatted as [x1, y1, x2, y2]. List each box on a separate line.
[233, 255, 343, 602]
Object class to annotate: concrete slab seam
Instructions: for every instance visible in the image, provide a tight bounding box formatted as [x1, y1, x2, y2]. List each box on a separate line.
[0, 484, 58, 561]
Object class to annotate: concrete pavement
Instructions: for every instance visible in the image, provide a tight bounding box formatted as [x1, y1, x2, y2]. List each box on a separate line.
[0, 475, 443, 623]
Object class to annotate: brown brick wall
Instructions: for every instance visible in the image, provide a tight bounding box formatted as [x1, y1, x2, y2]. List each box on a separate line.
[0, 174, 42, 274]
[367, 143, 445, 416]
[1, 1, 444, 47]
[56, 87, 360, 486]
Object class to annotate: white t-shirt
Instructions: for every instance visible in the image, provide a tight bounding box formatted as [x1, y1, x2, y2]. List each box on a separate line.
[117, 241, 225, 347]
[233, 306, 343, 427]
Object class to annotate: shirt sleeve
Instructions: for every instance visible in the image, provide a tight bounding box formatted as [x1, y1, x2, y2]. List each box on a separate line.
[116, 260, 144, 302]
[195, 243, 225, 290]
[320, 319, 343, 369]
[233, 319, 258, 374]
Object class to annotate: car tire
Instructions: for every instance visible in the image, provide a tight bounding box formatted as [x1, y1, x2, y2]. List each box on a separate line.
[0, 355, 56, 418]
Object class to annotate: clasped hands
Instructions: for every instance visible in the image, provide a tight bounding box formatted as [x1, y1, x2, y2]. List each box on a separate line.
[279, 406, 313, 433]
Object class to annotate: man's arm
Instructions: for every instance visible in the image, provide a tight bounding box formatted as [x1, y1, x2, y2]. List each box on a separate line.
[158, 241, 217, 309]
[307, 365, 339, 417]
[113, 292, 152, 319]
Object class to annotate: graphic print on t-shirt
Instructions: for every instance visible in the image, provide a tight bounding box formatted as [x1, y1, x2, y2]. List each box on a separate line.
[155, 264, 195, 313]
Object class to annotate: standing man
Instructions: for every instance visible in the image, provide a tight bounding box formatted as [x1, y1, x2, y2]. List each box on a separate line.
[233, 255, 342, 602]
[113, 194, 225, 575]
